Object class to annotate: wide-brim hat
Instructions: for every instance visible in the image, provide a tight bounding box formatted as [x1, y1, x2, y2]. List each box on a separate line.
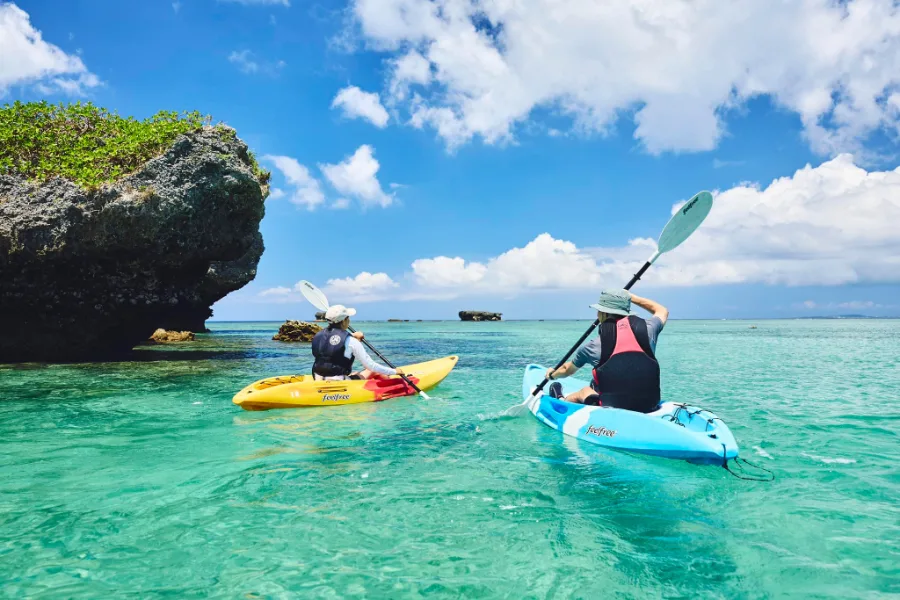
[589, 288, 635, 316]
[325, 304, 357, 323]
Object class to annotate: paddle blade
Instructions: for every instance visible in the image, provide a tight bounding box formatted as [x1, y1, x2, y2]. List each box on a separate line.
[298, 280, 330, 312]
[657, 191, 713, 254]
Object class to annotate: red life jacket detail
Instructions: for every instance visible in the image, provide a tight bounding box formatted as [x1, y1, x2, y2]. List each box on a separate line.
[612, 317, 643, 355]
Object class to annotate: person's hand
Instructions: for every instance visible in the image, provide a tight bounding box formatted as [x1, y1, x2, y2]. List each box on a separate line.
[545, 367, 556, 380]
[352, 331, 365, 340]
[394, 367, 405, 376]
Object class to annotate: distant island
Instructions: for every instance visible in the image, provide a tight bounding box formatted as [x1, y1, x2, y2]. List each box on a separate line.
[796, 314, 889, 319]
[459, 311, 502, 322]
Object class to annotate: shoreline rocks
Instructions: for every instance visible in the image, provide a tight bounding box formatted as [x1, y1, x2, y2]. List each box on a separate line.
[273, 320, 322, 342]
[459, 311, 502, 322]
[0, 127, 266, 362]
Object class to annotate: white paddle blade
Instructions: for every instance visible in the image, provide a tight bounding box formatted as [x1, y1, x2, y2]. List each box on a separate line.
[298, 280, 330, 312]
[657, 191, 713, 254]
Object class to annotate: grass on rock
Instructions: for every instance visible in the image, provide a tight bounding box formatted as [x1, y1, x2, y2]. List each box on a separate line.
[0, 101, 268, 189]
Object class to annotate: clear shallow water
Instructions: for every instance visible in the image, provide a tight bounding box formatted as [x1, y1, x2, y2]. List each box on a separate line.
[1, 320, 898, 598]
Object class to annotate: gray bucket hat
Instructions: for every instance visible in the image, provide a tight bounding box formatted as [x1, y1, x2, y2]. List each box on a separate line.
[589, 288, 634, 316]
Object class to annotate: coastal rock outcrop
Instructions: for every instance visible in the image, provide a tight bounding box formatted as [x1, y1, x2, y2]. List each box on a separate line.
[0, 127, 266, 362]
[459, 311, 502, 322]
[273, 320, 322, 342]
[149, 329, 195, 343]
[314, 311, 327, 321]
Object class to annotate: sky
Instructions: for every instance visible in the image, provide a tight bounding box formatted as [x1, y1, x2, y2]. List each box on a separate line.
[3, 0, 900, 320]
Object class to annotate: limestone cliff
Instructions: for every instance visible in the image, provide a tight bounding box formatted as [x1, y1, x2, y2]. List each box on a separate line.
[0, 126, 266, 362]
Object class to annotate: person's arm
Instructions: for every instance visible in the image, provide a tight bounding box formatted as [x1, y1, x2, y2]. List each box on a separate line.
[545, 338, 601, 380]
[346, 337, 397, 377]
[630, 293, 668, 325]
[546, 361, 578, 381]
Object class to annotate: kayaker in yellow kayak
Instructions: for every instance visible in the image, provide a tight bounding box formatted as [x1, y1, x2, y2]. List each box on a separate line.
[311, 305, 405, 381]
[543, 289, 668, 413]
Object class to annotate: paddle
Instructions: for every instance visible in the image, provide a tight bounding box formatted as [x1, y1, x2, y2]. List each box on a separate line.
[298, 280, 431, 399]
[502, 190, 714, 417]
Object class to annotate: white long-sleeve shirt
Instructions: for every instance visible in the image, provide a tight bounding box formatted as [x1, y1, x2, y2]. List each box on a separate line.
[343, 337, 397, 377]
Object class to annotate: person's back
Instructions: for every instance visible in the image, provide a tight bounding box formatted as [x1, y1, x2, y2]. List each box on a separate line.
[310, 304, 402, 381]
[590, 314, 661, 412]
[545, 289, 668, 412]
[311, 325, 355, 378]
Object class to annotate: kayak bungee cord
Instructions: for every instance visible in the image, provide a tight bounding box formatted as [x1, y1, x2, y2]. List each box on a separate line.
[723, 454, 776, 482]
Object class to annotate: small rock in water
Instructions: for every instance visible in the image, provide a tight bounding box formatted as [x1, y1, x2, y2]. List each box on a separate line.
[459, 310, 502, 322]
[273, 320, 322, 342]
[149, 328, 195, 342]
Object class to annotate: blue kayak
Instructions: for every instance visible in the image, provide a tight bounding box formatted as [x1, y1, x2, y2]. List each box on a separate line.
[523, 365, 739, 465]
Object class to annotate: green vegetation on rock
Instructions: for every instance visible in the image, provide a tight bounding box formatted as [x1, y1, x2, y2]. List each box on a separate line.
[0, 101, 268, 189]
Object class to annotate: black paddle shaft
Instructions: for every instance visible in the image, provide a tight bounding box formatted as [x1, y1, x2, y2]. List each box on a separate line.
[347, 326, 425, 394]
[530, 259, 652, 396]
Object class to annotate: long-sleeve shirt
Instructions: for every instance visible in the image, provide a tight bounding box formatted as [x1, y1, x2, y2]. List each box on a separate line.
[344, 337, 397, 377]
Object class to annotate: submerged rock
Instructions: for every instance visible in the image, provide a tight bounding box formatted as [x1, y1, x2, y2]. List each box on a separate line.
[149, 329, 195, 343]
[273, 320, 322, 342]
[0, 127, 266, 362]
[459, 311, 502, 322]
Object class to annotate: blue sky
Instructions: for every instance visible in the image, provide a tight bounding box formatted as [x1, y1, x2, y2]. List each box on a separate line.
[4, 0, 900, 320]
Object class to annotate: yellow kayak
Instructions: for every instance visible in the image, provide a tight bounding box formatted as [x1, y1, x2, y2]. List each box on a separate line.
[232, 355, 459, 411]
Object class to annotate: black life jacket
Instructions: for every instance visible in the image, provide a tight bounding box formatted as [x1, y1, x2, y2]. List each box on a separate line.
[311, 326, 355, 377]
[591, 315, 661, 413]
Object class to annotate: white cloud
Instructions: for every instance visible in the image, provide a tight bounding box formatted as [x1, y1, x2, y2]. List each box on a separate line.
[412, 234, 620, 294]
[320, 145, 395, 208]
[799, 300, 894, 311]
[411, 256, 487, 287]
[408, 154, 900, 297]
[636, 154, 900, 287]
[259, 286, 293, 296]
[350, 0, 900, 154]
[228, 50, 285, 76]
[0, 3, 100, 95]
[389, 51, 431, 100]
[267, 187, 286, 200]
[332, 86, 390, 128]
[331, 198, 351, 210]
[260, 154, 900, 302]
[263, 155, 326, 210]
[324, 272, 398, 302]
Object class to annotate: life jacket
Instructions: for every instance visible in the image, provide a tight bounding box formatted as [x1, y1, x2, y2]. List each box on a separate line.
[591, 315, 661, 413]
[311, 326, 355, 377]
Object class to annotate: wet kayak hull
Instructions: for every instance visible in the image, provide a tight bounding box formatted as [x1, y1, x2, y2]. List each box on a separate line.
[234, 356, 458, 410]
[522, 364, 738, 465]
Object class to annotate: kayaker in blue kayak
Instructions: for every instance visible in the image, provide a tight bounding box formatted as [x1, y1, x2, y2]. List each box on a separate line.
[544, 289, 668, 413]
[311, 305, 404, 381]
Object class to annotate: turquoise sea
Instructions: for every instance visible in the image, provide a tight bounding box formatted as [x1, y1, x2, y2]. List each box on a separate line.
[1, 320, 898, 598]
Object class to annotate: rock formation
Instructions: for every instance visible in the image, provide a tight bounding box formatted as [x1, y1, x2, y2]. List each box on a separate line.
[314, 311, 327, 321]
[459, 311, 502, 322]
[273, 320, 322, 342]
[0, 127, 266, 362]
[149, 329, 195, 342]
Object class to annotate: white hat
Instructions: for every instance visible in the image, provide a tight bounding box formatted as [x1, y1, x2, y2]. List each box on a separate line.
[324, 304, 357, 323]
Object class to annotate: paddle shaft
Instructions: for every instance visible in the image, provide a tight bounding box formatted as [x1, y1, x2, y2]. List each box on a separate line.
[347, 326, 426, 395]
[529, 259, 653, 397]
